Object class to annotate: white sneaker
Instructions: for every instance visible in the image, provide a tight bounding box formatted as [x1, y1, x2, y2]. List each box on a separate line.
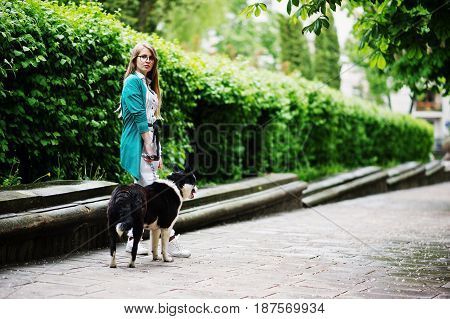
[125, 237, 149, 255]
[167, 234, 191, 258]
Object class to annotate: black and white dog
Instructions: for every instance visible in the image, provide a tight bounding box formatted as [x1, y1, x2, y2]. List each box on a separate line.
[107, 166, 197, 268]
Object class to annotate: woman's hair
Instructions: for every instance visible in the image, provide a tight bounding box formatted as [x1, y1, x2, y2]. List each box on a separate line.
[124, 42, 162, 118]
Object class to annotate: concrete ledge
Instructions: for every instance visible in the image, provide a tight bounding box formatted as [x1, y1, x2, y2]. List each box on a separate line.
[176, 181, 307, 232]
[425, 161, 446, 185]
[387, 162, 426, 191]
[303, 171, 388, 207]
[0, 181, 117, 215]
[303, 166, 381, 197]
[182, 173, 298, 209]
[444, 161, 450, 181]
[0, 197, 110, 264]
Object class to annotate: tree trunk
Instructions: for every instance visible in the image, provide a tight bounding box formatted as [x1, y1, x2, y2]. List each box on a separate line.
[137, 0, 156, 33]
[408, 93, 415, 114]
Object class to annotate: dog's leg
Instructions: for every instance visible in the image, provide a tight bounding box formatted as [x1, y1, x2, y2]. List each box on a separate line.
[129, 227, 143, 268]
[108, 222, 118, 268]
[161, 228, 173, 262]
[151, 229, 162, 261]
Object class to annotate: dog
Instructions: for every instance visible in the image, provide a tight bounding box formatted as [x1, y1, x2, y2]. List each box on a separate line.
[107, 166, 197, 268]
[107, 183, 147, 268]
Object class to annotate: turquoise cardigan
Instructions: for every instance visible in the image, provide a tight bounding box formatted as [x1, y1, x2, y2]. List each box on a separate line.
[120, 73, 149, 180]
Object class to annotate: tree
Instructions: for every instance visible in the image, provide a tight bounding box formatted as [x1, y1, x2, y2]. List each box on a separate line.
[64, 1, 230, 50]
[157, 0, 229, 50]
[215, 16, 280, 69]
[345, 38, 393, 108]
[314, 13, 340, 89]
[244, 0, 450, 95]
[278, 14, 312, 79]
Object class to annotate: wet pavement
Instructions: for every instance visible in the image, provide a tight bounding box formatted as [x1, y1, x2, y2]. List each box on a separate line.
[1, 182, 449, 298]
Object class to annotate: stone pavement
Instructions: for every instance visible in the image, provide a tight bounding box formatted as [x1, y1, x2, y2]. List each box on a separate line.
[1, 182, 449, 299]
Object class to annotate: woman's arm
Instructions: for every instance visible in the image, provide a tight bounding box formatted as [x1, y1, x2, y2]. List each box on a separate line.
[123, 77, 148, 134]
[123, 77, 156, 161]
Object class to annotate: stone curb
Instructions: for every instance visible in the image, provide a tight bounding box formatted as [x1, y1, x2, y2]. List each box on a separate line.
[387, 163, 426, 191]
[176, 181, 307, 232]
[425, 161, 446, 185]
[183, 173, 298, 209]
[303, 171, 388, 207]
[303, 166, 380, 197]
[0, 181, 117, 215]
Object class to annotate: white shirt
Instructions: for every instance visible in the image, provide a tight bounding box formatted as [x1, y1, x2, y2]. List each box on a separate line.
[136, 71, 158, 125]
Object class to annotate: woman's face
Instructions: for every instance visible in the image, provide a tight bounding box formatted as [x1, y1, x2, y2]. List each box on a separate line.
[135, 47, 155, 76]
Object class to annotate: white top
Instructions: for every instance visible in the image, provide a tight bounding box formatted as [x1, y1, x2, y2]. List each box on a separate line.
[136, 72, 158, 125]
[135, 72, 161, 155]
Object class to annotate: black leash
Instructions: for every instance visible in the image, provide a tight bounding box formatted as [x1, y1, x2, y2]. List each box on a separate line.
[144, 121, 160, 161]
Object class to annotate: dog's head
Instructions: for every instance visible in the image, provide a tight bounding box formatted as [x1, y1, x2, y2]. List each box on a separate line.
[167, 155, 197, 200]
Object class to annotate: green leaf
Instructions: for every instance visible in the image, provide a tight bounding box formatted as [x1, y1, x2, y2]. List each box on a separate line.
[260, 4, 267, 11]
[299, 7, 307, 20]
[415, 48, 423, 59]
[292, 0, 300, 6]
[377, 54, 386, 69]
[322, 17, 330, 29]
[287, 0, 292, 15]
[255, 6, 261, 17]
[22, 46, 30, 52]
[55, 34, 64, 40]
[27, 97, 38, 106]
[369, 55, 378, 68]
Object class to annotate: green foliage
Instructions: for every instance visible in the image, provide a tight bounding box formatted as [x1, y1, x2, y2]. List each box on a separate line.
[278, 14, 312, 79]
[0, 0, 434, 185]
[295, 163, 348, 182]
[246, 0, 449, 95]
[215, 6, 279, 70]
[350, 0, 450, 95]
[313, 13, 341, 89]
[345, 37, 392, 107]
[0, 158, 22, 187]
[84, 0, 231, 51]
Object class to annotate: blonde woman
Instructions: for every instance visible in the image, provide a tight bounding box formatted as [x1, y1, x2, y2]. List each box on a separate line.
[119, 43, 190, 258]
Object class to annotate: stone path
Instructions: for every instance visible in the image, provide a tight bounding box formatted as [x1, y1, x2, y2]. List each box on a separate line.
[1, 182, 449, 298]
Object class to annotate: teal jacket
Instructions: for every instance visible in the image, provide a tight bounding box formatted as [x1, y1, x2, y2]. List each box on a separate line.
[120, 73, 149, 180]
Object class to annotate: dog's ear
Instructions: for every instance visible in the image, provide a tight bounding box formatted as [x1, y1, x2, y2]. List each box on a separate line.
[173, 164, 183, 173]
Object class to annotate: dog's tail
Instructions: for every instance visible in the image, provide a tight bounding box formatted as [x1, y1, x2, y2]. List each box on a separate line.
[111, 189, 135, 237]
[115, 222, 130, 237]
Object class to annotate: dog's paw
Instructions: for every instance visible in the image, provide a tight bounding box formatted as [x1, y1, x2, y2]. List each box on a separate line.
[128, 261, 136, 268]
[109, 263, 117, 268]
[152, 255, 162, 261]
[163, 256, 173, 263]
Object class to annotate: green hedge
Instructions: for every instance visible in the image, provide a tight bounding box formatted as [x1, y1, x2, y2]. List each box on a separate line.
[0, 0, 433, 184]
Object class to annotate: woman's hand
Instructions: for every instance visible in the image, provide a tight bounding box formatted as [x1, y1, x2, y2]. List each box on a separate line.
[143, 142, 157, 163]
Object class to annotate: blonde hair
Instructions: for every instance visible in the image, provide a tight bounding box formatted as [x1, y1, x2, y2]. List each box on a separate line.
[124, 42, 162, 118]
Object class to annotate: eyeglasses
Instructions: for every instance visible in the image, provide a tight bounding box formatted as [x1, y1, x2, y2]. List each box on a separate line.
[138, 55, 155, 62]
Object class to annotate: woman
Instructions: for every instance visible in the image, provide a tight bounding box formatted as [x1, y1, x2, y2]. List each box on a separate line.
[119, 42, 190, 258]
